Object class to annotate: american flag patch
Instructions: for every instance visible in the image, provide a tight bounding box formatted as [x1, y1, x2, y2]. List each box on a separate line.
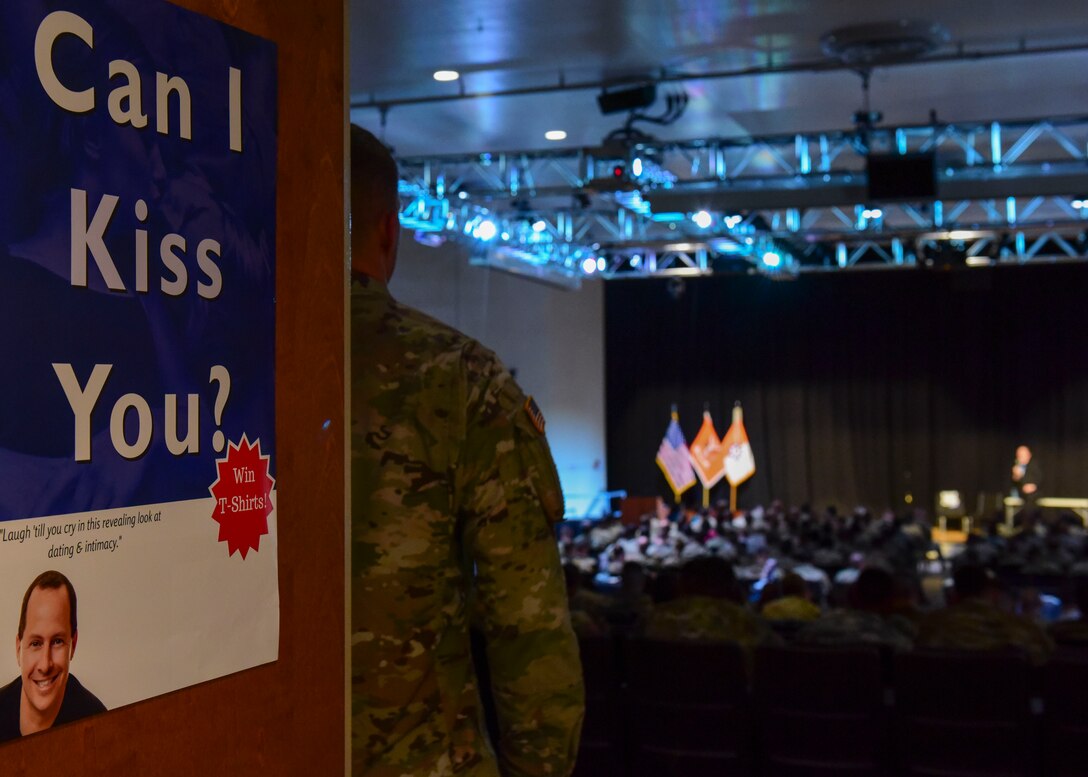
[524, 396, 546, 434]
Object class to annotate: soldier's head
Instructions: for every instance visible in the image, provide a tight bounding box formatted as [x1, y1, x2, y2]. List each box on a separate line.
[952, 563, 998, 602]
[678, 556, 740, 602]
[849, 566, 895, 612]
[349, 124, 400, 283]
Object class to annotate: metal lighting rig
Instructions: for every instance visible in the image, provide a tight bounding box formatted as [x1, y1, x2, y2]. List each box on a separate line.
[397, 115, 1088, 287]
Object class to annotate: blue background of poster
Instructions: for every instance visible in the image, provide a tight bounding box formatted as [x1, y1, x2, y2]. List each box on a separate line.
[0, 1, 277, 522]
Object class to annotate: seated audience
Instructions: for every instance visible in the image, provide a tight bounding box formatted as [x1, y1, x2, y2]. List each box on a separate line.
[760, 572, 821, 621]
[563, 564, 610, 637]
[1048, 575, 1088, 645]
[795, 566, 915, 651]
[642, 556, 777, 650]
[917, 563, 1053, 664]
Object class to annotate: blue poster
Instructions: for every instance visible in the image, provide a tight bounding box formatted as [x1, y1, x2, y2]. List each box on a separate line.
[0, 0, 278, 741]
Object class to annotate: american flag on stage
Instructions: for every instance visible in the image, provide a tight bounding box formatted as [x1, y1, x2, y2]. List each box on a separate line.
[656, 413, 697, 501]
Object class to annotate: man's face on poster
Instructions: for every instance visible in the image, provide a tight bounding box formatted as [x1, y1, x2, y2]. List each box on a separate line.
[15, 587, 76, 721]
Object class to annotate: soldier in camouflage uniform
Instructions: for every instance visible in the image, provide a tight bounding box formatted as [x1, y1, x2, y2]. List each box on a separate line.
[917, 563, 1053, 664]
[643, 556, 776, 650]
[349, 125, 584, 776]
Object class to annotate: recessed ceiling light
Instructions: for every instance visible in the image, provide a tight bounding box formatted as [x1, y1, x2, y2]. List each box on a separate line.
[545, 130, 567, 141]
[433, 70, 460, 82]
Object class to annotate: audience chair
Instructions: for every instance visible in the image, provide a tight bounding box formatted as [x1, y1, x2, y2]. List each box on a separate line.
[754, 643, 888, 776]
[624, 638, 753, 777]
[1040, 654, 1088, 777]
[892, 648, 1037, 777]
[572, 635, 624, 777]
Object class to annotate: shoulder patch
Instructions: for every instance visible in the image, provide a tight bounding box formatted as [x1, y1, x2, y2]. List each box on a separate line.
[524, 396, 546, 434]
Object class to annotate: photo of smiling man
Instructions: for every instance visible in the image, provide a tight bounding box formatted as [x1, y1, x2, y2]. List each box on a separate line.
[0, 571, 105, 740]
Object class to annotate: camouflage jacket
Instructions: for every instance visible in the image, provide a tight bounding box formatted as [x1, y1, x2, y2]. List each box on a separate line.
[351, 277, 584, 777]
[795, 608, 916, 651]
[643, 595, 775, 648]
[916, 597, 1054, 664]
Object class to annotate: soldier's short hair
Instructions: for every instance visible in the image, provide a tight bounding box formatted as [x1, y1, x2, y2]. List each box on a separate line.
[350, 124, 399, 235]
[679, 556, 738, 601]
[952, 563, 996, 598]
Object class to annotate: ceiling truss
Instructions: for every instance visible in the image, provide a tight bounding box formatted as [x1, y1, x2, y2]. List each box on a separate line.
[397, 115, 1088, 285]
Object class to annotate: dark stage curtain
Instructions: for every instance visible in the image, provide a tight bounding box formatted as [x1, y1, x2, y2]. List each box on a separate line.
[604, 263, 1088, 514]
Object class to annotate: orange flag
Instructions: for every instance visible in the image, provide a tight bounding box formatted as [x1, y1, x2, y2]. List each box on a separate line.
[689, 411, 726, 489]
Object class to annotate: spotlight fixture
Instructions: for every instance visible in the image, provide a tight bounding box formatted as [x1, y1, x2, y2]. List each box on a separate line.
[545, 129, 568, 141]
[433, 69, 460, 82]
[761, 251, 782, 268]
[472, 219, 498, 241]
[597, 82, 657, 115]
[692, 210, 713, 229]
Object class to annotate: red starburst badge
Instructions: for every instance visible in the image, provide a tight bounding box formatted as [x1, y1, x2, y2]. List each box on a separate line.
[209, 435, 275, 559]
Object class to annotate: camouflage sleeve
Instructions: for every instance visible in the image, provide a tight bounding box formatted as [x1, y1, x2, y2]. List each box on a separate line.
[456, 343, 585, 777]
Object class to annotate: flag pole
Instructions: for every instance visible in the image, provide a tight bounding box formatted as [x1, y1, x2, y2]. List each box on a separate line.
[730, 402, 743, 514]
[670, 403, 680, 505]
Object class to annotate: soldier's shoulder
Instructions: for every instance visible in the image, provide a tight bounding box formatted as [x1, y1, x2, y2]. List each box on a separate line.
[355, 282, 505, 367]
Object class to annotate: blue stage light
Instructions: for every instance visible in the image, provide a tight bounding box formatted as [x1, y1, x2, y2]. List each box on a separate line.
[473, 219, 498, 241]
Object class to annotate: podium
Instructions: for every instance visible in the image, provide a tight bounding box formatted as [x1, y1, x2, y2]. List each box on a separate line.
[1003, 496, 1088, 526]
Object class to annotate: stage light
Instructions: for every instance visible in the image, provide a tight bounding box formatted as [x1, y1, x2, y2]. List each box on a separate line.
[597, 257, 606, 272]
[862, 207, 883, 219]
[532, 220, 547, 232]
[457, 191, 469, 200]
[581, 257, 597, 274]
[433, 70, 460, 82]
[612, 164, 626, 179]
[631, 254, 642, 267]
[545, 129, 567, 141]
[473, 219, 498, 241]
[724, 215, 743, 229]
[1074, 198, 1087, 209]
[692, 210, 713, 229]
[597, 83, 656, 115]
[631, 157, 644, 177]
[761, 251, 782, 268]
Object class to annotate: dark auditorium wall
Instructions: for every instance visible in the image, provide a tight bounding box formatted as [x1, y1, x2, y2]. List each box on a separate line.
[606, 263, 1088, 515]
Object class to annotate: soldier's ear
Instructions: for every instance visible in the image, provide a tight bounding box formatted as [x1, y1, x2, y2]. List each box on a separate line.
[378, 210, 400, 282]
